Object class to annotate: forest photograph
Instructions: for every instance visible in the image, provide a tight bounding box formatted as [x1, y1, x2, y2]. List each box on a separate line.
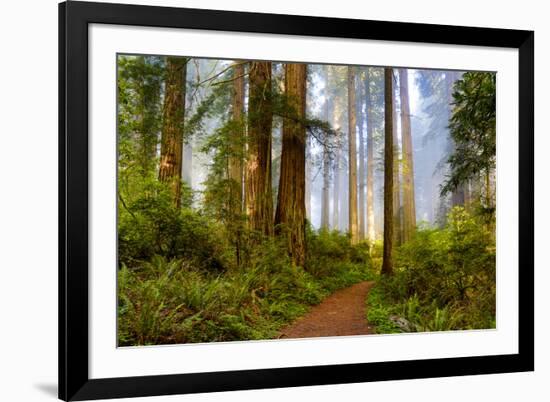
[116, 54, 496, 346]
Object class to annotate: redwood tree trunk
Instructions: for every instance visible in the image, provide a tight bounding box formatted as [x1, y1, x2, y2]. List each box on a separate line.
[245, 62, 274, 236]
[159, 56, 187, 207]
[348, 67, 359, 244]
[381, 68, 394, 275]
[365, 70, 376, 242]
[399, 68, 416, 243]
[229, 62, 245, 212]
[332, 103, 342, 231]
[357, 71, 366, 241]
[321, 67, 331, 230]
[275, 63, 307, 267]
[392, 78, 402, 246]
[305, 138, 312, 222]
[229, 62, 246, 265]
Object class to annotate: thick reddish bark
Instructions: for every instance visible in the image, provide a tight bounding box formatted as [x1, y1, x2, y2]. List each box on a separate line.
[245, 62, 274, 236]
[159, 57, 187, 207]
[275, 63, 307, 267]
[381, 68, 394, 275]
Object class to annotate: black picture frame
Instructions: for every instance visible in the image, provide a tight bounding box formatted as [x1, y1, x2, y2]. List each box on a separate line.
[59, 1, 534, 400]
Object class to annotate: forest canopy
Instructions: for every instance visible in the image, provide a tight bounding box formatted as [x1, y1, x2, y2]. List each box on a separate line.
[117, 55, 496, 346]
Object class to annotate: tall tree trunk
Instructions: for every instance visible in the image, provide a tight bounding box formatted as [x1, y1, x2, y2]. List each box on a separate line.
[321, 67, 331, 230]
[275, 63, 307, 267]
[464, 180, 471, 206]
[159, 56, 187, 208]
[365, 69, 376, 242]
[229, 62, 245, 212]
[381, 68, 394, 275]
[245, 62, 274, 236]
[229, 62, 246, 265]
[485, 169, 492, 208]
[332, 102, 342, 231]
[181, 143, 192, 187]
[398, 68, 416, 243]
[348, 67, 359, 244]
[340, 150, 349, 232]
[305, 138, 312, 222]
[357, 71, 366, 241]
[392, 76, 402, 246]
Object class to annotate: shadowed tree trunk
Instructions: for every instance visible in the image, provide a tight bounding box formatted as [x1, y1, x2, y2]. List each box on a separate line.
[348, 67, 359, 244]
[381, 68, 394, 275]
[357, 71, 366, 240]
[321, 67, 331, 231]
[485, 169, 492, 208]
[229, 62, 246, 265]
[332, 101, 342, 231]
[245, 62, 274, 236]
[365, 69, 376, 242]
[229, 62, 245, 212]
[392, 74, 402, 246]
[275, 63, 307, 267]
[399, 68, 416, 243]
[305, 138, 312, 222]
[159, 56, 187, 208]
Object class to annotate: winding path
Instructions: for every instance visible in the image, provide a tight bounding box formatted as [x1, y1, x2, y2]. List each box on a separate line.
[278, 281, 375, 339]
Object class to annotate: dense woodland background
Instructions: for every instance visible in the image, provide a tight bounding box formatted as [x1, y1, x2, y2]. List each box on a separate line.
[117, 55, 496, 346]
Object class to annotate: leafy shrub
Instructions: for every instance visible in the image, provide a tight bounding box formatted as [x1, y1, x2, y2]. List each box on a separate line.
[367, 207, 495, 333]
[306, 229, 371, 277]
[118, 178, 229, 272]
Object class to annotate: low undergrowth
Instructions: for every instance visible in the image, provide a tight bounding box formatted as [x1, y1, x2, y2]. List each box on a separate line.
[366, 207, 496, 334]
[118, 229, 375, 346]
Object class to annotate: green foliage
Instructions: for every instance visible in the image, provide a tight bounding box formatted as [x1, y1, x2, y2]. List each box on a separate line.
[306, 228, 373, 281]
[118, 176, 228, 271]
[118, 55, 164, 175]
[184, 73, 233, 140]
[442, 72, 496, 197]
[118, 230, 375, 346]
[201, 120, 247, 222]
[366, 285, 401, 334]
[367, 207, 495, 333]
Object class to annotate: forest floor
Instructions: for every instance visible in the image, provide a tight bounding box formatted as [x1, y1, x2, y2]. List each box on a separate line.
[278, 281, 375, 339]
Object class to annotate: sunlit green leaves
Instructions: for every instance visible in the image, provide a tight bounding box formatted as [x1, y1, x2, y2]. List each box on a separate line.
[441, 72, 496, 197]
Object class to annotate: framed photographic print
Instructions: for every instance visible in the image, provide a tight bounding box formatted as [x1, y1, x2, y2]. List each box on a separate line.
[59, 1, 534, 400]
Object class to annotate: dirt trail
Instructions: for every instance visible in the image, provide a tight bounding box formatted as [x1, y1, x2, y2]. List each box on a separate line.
[279, 281, 375, 339]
